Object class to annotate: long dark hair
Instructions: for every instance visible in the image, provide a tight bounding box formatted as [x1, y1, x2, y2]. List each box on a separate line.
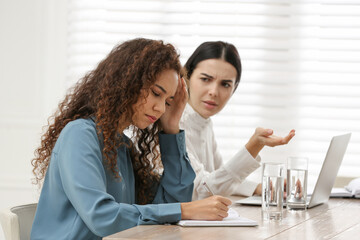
[32, 38, 181, 204]
[184, 41, 242, 91]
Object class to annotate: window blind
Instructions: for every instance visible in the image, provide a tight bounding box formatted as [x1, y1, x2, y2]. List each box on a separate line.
[67, 0, 360, 187]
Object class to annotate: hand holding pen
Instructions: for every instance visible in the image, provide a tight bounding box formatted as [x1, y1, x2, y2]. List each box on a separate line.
[181, 184, 232, 221]
[202, 181, 237, 217]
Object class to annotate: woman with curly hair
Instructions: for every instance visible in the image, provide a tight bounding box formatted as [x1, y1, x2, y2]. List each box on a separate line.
[31, 38, 231, 240]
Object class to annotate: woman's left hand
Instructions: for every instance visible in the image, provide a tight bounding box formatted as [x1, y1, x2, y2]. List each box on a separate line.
[160, 76, 188, 134]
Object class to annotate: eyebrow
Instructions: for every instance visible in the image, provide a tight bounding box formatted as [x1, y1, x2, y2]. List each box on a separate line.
[201, 73, 234, 83]
[155, 84, 174, 99]
[222, 80, 234, 84]
[155, 84, 167, 93]
[200, 73, 214, 79]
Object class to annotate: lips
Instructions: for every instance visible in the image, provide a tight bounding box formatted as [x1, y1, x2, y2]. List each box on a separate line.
[146, 114, 157, 123]
[203, 100, 217, 106]
[203, 100, 218, 110]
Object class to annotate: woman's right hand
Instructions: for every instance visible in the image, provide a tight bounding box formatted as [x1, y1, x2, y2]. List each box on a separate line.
[246, 128, 295, 158]
[180, 195, 232, 220]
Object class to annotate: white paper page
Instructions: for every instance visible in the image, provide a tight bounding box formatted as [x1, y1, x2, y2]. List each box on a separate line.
[177, 208, 258, 227]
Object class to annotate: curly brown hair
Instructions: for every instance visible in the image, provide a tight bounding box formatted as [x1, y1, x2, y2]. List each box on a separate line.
[32, 38, 182, 204]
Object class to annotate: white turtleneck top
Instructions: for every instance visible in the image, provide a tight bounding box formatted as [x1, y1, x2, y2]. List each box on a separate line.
[180, 104, 261, 200]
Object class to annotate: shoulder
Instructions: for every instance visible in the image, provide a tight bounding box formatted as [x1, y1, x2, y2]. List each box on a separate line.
[55, 118, 99, 151]
[61, 118, 97, 138]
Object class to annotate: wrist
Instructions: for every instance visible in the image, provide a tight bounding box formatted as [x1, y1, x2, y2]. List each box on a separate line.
[180, 202, 190, 220]
[245, 136, 264, 158]
[163, 126, 180, 134]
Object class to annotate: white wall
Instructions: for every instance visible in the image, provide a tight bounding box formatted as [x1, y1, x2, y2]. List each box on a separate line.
[0, 0, 67, 238]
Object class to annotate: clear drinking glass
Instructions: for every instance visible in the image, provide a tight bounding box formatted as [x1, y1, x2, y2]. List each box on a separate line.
[286, 157, 308, 211]
[261, 162, 285, 221]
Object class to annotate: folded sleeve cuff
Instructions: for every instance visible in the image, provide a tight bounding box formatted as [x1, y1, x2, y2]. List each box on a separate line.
[233, 179, 259, 197]
[159, 130, 186, 157]
[223, 147, 261, 182]
[135, 203, 182, 225]
[157, 203, 182, 223]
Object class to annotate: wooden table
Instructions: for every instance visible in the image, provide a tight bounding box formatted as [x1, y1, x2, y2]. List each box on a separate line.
[104, 197, 360, 240]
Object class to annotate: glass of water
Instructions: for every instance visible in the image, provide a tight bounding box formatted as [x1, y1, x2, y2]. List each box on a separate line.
[261, 162, 285, 221]
[286, 157, 308, 211]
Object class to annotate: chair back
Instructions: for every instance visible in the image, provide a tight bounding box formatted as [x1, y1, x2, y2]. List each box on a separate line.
[0, 203, 37, 240]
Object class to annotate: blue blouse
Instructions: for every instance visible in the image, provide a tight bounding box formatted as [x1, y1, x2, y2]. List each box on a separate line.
[31, 118, 195, 239]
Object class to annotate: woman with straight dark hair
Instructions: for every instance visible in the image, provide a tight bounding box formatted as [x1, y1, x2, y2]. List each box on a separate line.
[30, 38, 232, 240]
[180, 41, 295, 200]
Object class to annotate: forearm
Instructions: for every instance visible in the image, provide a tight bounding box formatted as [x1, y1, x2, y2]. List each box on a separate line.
[191, 147, 260, 200]
[153, 130, 195, 203]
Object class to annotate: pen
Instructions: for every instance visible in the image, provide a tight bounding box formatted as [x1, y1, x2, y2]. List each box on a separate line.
[202, 181, 214, 196]
[203, 181, 235, 216]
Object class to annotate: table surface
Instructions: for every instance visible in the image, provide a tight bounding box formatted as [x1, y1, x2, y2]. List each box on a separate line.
[104, 197, 360, 240]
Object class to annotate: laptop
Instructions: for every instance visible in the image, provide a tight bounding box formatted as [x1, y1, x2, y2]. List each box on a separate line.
[236, 133, 351, 209]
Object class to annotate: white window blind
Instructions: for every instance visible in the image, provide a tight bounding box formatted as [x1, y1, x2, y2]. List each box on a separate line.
[67, 0, 360, 187]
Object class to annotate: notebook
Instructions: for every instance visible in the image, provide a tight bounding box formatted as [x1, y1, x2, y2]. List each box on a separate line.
[177, 208, 258, 227]
[330, 178, 360, 198]
[236, 133, 352, 209]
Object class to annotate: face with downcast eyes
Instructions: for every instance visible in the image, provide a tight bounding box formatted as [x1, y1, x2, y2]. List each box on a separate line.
[132, 69, 178, 129]
[188, 59, 237, 119]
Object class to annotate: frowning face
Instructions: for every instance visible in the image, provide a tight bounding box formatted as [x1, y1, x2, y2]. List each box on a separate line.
[132, 69, 178, 129]
[188, 59, 237, 119]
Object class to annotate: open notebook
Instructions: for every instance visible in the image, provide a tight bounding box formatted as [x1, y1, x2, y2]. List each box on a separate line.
[177, 208, 258, 227]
